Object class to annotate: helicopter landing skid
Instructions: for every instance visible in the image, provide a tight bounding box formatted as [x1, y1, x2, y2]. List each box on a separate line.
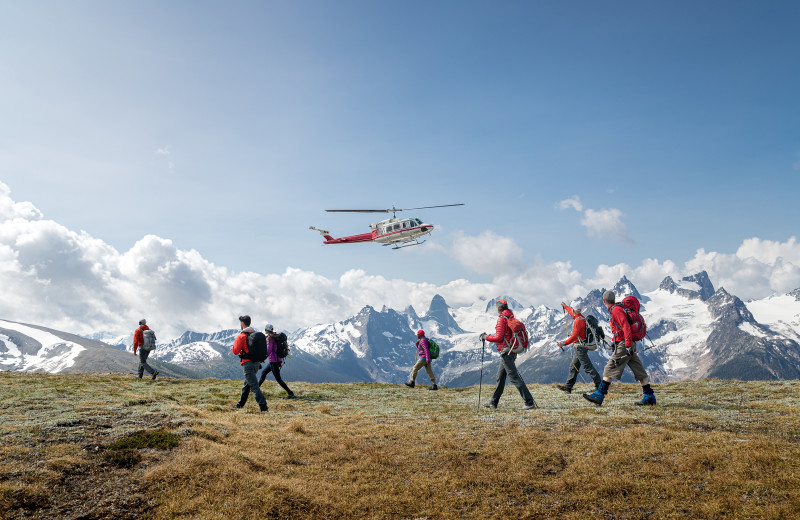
[391, 239, 426, 250]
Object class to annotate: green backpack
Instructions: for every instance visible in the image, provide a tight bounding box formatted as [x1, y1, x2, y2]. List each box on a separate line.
[419, 338, 440, 360]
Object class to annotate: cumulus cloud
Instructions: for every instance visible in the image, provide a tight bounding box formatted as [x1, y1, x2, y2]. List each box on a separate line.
[559, 196, 633, 244]
[558, 196, 583, 212]
[1, 182, 799, 340]
[450, 230, 525, 274]
[154, 145, 171, 155]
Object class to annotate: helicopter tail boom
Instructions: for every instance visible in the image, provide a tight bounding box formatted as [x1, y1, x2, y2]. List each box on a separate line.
[310, 226, 373, 244]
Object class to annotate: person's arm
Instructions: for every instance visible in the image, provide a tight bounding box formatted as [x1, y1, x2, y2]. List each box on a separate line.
[612, 306, 633, 347]
[563, 319, 581, 346]
[485, 317, 508, 349]
[561, 302, 577, 319]
[232, 333, 247, 356]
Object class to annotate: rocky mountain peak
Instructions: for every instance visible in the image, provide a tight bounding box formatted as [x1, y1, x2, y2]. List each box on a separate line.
[422, 294, 465, 334]
[611, 276, 643, 301]
[484, 296, 525, 312]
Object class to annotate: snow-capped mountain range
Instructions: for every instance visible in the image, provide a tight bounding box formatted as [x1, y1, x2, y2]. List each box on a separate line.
[3, 271, 800, 385]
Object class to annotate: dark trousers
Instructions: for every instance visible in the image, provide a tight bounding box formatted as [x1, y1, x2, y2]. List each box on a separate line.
[238, 361, 268, 408]
[565, 346, 602, 388]
[258, 361, 293, 395]
[137, 349, 155, 377]
[490, 352, 535, 407]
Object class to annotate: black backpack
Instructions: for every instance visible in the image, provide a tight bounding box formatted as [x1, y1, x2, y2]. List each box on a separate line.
[243, 331, 268, 362]
[579, 315, 605, 350]
[275, 332, 290, 359]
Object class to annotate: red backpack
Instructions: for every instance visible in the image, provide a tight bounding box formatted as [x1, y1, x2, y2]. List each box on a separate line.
[500, 315, 529, 353]
[611, 296, 647, 341]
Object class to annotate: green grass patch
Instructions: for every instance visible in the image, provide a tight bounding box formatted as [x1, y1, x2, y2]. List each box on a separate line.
[108, 431, 181, 451]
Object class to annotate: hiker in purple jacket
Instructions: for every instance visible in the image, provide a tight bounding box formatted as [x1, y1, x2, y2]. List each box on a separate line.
[404, 329, 438, 391]
[257, 324, 295, 399]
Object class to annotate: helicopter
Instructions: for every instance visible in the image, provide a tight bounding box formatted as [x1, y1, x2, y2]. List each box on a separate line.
[310, 204, 464, 249]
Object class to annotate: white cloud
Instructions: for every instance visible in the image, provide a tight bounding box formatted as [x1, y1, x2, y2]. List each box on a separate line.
[154, 145, 171, 155]
[580, 208, 634, 244]
[559, 196, 633, 244]
[1, 182, 799, 340]
[450, 230, 525, 274]
[558, 196, 583, 212]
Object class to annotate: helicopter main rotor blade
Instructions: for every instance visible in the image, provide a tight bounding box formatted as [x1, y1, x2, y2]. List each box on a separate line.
[325, 203, 464, 213]
[325, 209, 392, 213]
[393, 203, 465, 211]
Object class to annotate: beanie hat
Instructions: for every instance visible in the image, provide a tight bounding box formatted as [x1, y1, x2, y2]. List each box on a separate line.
[139, 319, 146, 325]
[265, 324, 274, 331]
[602, 290, 616, 303]
[417, 330, 425, 336]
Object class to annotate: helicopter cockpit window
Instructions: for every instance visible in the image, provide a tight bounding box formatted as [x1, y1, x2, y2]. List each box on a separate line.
[415, 219, 422, 225]
[393, 224, 400, 231]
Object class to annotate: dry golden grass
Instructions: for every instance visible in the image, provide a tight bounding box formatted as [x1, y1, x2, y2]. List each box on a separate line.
[0, 373, 799, 519]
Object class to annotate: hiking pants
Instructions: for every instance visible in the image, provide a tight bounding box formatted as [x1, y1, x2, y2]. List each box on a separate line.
[490, 352, 535, 407]
[603, 341, 648, 381]
[258, 361, 293, 396]
[237, 361, 268, 409]
[137, 349, 155, 377]
[410, 358, 436, 383]
[565, 346, 602, 389]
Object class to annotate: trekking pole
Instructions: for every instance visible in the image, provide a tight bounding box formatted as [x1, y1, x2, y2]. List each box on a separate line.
[556, 342, 587, 383]
[477, 338, 486, 409]
[620, 334, 661, 358]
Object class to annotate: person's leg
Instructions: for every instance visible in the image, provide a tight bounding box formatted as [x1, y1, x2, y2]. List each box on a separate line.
[577, 348, 603, 388]
[564, 351, 582, 389]
[258, 362, 274, 386]
[575, 348, 601, 388]
[410, 359, 425, 381]
[423, 362, 436, 384]
[490, 356, 509, 406]
[626, 349, 656, 405]
[237, 372, 251, 407]
[270, 362, 293, 396]
[503, 353, 536, 407]
[243, 361, 268, 411]
[139, 350, 155, 376]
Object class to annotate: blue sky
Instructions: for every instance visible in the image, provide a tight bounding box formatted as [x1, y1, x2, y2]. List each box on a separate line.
[1, 1, 799, 335]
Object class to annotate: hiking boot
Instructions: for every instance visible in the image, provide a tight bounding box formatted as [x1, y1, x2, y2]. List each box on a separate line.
[428, 384, 438, 391]
[259, 404, 269, 412]
[583, 390, 604, 405]
[523, 402, 538, 410]
[635, 394, 657, 406]
[231, 403, 244, 409]
[151, 370, 159, 380]
[404, 381, 415, 388]
[482, 402, 497, 409]
[556, 384, 572, 394]
[286, 393, 296, 399]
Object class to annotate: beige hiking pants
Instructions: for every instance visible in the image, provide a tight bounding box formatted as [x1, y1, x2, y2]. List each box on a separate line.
[411, 359, 436, 383]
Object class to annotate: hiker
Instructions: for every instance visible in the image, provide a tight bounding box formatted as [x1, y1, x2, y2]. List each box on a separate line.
[257, 324, 295, 399]
[231, 315, 269, 412]
[132, 319, 158, 380]
[583, 290, 656, 406]
[404, 329, 438, 390]
[479, 299, 537, 410]
[556, 302, 602, 393]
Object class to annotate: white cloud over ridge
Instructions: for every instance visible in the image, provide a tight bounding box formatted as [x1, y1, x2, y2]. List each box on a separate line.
[1, 182, 799, 339]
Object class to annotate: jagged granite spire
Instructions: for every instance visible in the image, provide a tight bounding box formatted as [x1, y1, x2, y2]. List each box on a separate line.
[423, 295, 466, 334]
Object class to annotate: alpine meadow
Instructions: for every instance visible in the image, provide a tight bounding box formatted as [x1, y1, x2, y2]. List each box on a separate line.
[1, 373, 798, 519]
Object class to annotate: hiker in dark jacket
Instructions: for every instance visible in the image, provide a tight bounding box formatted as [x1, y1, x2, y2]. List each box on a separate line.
[404, 329, 438, 390]
[258, 324, 295, 399]
[231, 315, 268, 412]
[556, 302, 602, 393]
[479, 300, 537, 410]
[583, 291, 656, 407]
[132, 319, 158, 380]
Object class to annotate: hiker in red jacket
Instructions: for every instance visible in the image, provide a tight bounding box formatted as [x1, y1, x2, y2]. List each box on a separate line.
[404, 330, 438, 391]
[479, 300, 537, 410]
[132, 319, 158, 380]
[556, 302, 601, 393]
[583, 291, 656, 406]
[231, 315, 269, 412]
